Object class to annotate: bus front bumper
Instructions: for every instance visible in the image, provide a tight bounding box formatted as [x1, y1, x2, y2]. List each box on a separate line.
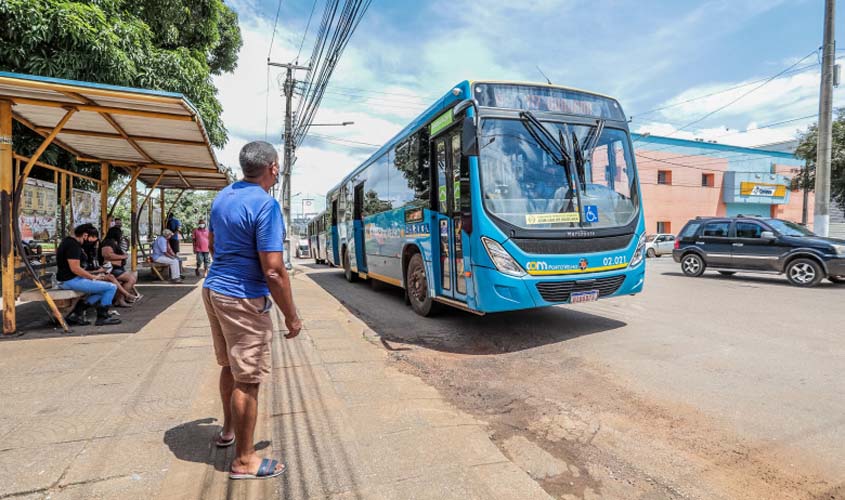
[471, 264, 645, 313]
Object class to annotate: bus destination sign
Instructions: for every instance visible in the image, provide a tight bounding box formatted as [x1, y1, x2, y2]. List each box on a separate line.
[474, 83, 626, 121]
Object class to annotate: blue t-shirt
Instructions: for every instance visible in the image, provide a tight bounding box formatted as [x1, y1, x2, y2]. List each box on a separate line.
[204, 181, 285, 298]
[167, 217, 181, 240]
[152, 236, 169, 259]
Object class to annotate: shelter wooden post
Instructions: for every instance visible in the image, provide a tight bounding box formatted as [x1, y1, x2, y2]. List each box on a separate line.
[59, 172, 67, 237]
[159, 188, 165, 232]
[52, 170, 58, 248]
[167, 190, 186, 218]
[68, 175, 74, 231]
[108, 168, 141, 219]
[100, 162, 109, 232]
[130, 170, 138, 272]
[1, 100, 15, 334]
[147, 193, 153, 242]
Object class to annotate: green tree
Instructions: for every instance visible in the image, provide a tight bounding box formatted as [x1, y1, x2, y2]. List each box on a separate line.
[1, 0, 241, 224]
[0, 0, 241, 148]
[794, 108, 845, 212]
[164, 189, 216, 236]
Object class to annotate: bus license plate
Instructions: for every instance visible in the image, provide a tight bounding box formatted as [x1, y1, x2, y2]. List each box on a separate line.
[570, 290, 599, 303]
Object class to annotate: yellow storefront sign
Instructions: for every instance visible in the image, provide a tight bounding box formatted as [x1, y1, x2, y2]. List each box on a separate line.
[740, 182, 787, 197]
[525, 212, 580, 225]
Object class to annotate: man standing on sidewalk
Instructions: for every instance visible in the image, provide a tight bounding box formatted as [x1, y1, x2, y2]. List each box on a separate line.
[193, 219, 211, 277]
[203, 140, 302, 480]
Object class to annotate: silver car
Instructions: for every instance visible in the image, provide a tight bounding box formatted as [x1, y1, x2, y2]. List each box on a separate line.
[646, 233, 675, 258]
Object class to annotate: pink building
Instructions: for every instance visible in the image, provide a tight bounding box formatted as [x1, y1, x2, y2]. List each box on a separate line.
[633, 134, 810, 235]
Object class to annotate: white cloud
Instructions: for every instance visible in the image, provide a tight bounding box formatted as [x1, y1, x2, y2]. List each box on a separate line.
[634, 61, 845, 148]
[214, 0, 816, 201]
[635, 119, 815, 148]
[212, 8, 408, 199]
[657, 70, 825, 125]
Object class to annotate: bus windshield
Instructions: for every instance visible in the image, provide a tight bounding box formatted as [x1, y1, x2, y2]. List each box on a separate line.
[478, 118, 638, 230]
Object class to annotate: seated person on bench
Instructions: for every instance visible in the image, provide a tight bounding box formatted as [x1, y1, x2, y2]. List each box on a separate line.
[153, 229, 184, 283]
[81, 228, 137, 308]
[56, 223, 121, 326]
[101, 226, 141, 301]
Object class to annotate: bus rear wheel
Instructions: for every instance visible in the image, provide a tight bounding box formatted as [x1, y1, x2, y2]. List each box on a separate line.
[406, 253, 439, 317]
[343, 249, 357, 282]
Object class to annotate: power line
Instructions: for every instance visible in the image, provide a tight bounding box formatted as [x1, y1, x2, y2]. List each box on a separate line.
[295, 0, 320, 64]
[264, 64, 270, 140]
[633, 114, 815, 161]
[655, 50, 818, 140]
[267, 0, 285, 59]
[630, 54, 832, 121]
[635, 150, 799, 171]
[325, 84, 435, 99]
[293, 0, 374, 145]
[305, 132, 380, 148]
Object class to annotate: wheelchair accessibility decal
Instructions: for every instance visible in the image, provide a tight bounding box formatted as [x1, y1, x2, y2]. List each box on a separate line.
[584, 205, 599, 223]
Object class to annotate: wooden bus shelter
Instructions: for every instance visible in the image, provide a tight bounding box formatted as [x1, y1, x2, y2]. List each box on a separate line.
[0, 72, 231, 335]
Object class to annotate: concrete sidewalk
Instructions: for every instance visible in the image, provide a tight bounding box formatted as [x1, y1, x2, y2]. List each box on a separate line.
[0, 269, 549, 499]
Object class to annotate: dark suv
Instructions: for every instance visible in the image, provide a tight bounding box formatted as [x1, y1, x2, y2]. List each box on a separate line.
[672, 216, 845, 287]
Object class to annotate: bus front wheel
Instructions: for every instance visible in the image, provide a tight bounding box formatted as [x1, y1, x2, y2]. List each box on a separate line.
[343, 250, 357, 282]
[406, 254, 439, 317]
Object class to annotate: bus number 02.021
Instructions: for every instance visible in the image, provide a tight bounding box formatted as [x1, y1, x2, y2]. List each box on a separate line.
[603, 256, 627, 266]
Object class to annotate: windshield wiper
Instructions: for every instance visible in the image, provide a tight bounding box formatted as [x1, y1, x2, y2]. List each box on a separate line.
[518, 111, 582, 218]
[564, 119, 605, 193]
[518, 111, 570, 165]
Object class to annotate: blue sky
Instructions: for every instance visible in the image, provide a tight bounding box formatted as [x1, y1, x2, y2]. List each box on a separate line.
[214, 0, 843, 214]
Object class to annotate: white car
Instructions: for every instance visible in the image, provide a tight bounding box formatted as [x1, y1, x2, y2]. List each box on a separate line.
[645, 233, 675, 257]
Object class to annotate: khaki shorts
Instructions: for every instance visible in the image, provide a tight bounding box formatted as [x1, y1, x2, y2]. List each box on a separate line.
[202, 288, 273, 383]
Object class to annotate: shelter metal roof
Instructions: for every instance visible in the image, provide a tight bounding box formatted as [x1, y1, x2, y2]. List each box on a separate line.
[0, 72, 232, 190]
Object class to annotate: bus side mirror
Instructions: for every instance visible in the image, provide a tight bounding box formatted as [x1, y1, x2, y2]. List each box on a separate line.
[462, 117, 479, 157]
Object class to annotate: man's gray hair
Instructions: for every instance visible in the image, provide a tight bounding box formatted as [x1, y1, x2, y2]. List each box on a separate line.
[239, 141, 278, 178]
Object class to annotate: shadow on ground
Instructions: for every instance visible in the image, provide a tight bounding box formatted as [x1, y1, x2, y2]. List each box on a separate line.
[1, 266, 202, 342]
[305, 267, 627, 356]
[661, 271, 845, 289]
[163, 417, 270, 472]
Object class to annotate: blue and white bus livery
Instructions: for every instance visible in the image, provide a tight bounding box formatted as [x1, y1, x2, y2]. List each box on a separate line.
[323, 80, 646, 316]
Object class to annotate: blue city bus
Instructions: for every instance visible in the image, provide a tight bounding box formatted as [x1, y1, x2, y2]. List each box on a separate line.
[307, 211, 329, 264]
[323, 80, 646, 316]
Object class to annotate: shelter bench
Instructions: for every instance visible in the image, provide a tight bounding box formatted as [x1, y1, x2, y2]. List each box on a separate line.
[137, 242, 186, 281]
[18, 288, 87, 316]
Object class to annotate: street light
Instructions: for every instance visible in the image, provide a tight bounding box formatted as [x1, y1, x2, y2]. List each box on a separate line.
[283, 121, 353, 270]
[308, 121, 354, 126]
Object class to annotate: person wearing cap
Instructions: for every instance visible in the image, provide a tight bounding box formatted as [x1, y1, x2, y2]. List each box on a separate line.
[153, 228, 183, 283]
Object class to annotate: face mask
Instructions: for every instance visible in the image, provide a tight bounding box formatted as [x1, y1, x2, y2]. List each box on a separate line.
[199, 224, 206, 229]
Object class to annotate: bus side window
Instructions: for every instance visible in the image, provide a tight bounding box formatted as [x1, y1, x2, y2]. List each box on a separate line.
[416, 129, 431, 206]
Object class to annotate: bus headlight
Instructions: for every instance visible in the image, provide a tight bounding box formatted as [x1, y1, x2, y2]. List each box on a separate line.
[628, 234, 647, 269]
[481, 237, 526, 277]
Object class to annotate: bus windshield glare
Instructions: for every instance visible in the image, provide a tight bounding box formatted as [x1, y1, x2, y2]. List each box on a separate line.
[478, 118, 638, 230]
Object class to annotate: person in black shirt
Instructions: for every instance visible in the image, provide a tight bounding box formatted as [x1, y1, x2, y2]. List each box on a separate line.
[79, 227, 136, 308]
[56, 224, 121, 326]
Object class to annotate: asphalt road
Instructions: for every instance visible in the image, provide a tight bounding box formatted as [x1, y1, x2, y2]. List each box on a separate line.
[299, 257, 845, 500]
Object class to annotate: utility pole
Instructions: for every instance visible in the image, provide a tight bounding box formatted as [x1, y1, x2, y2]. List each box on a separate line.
[814, 0, 835, 236]
[802, 167, 810, 225]
[268, 60, 309, 268]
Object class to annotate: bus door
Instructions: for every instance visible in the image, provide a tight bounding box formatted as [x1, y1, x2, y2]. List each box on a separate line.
[432, 128, 467, 301]
[330, 198, 340, 265]
[352, 182, 367, 273]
